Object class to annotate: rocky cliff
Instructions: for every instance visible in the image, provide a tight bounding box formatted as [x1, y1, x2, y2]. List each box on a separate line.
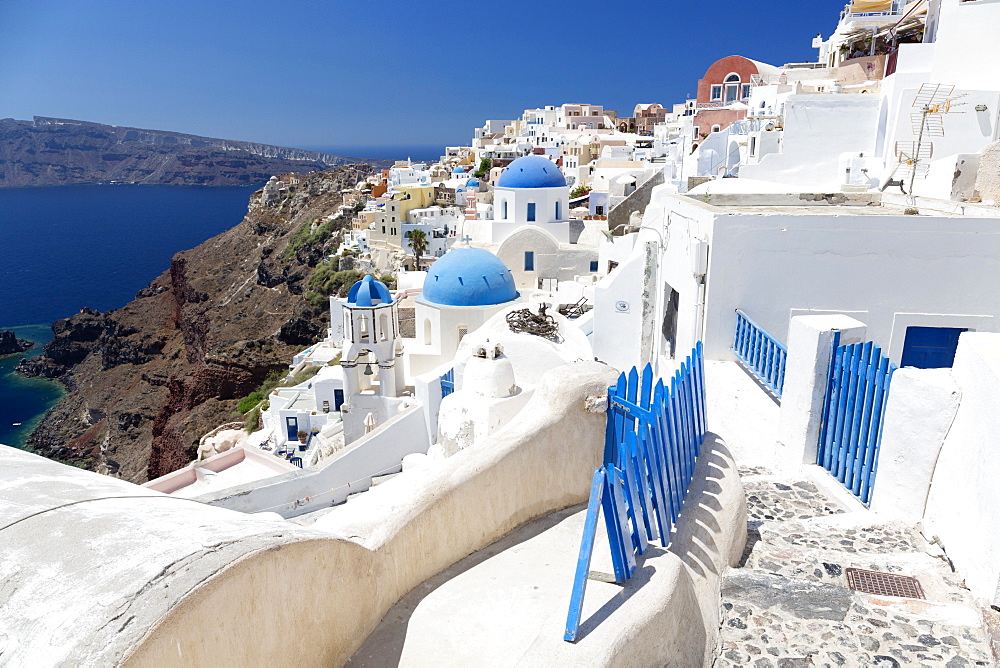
[18, 164, 374, 482]
[0, 117, 392, 188]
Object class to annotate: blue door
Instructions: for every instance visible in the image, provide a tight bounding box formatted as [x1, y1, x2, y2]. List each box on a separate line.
[900, 327, 966, 369]
[333, 389, 344, 411]
[285, 416, 298, 441]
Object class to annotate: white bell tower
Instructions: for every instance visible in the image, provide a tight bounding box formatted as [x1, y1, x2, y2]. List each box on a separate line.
[340, 274, 404, 400]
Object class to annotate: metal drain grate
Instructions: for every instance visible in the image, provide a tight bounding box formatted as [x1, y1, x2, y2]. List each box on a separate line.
[846, 568, 925, 599]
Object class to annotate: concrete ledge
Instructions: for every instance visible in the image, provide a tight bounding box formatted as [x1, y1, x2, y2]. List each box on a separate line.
[0, 361, 618, 667]
[125, 361, 618, 666]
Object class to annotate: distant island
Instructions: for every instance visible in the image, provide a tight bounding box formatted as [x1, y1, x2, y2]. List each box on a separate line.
[0, 116, 394, 188]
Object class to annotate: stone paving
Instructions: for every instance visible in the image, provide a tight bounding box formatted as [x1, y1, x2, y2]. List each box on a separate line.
[713, 469, 996, 667]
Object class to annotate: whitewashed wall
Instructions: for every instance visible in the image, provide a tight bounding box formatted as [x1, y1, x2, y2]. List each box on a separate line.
[922, 333, 1000, 606]
[739, 95, 881, 191]
[646, 194, 1000, 363]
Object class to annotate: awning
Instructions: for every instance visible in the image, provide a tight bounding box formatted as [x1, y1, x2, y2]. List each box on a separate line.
[850, 0, 892, 11]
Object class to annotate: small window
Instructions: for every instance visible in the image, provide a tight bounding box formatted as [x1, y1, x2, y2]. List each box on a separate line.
[711, 125, 721, 133]
[502, 201, 508, 219]
[527, 202, 536, 222]
[710, 85, 722, 101]
[590, 260, 599, 272]
[382, 226, 386, 233]
[524, 251, 535, 271]
[724, 73, 740, 83]
[555, 201, 561, 219]
[741, 83, 751, 99]
[595, 205, 605, 216]
[457, 325, 468, 342]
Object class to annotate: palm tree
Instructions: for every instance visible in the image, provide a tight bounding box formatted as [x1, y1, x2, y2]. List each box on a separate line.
[408, 229, 429, 271]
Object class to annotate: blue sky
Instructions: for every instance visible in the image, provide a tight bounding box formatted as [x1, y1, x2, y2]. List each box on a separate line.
[0, 0, 839, 150]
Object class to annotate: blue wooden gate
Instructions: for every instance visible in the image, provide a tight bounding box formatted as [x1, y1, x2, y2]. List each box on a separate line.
[564, 343, 707, 642]
[440, 368, 455, 398]
[817, 340, 895, 505]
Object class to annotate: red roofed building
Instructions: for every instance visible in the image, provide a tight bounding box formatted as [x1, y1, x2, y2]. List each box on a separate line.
[694, 55, 780, 136]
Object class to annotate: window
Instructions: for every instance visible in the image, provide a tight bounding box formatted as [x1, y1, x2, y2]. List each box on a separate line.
[710, 85, 722, 101]
[750, 136, 757, 157]
[589, 260, 599, 272]
[527, 202, 536, 222]
[711, 125, 721, 133]
[555, 201, 561, 219]
[502, 201, 508, 219]
[524, 251, 534, 271]
[741, 83, 751, 99]
[457, 325, 468, 342]
[661, 286, 680, 358]
[725, 84, 739, 103]
[382, 226, 386, 233]
[595, 205, 605, 216]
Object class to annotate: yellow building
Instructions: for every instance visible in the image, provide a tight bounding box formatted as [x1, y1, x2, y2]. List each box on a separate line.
[368, 184, 436, 250]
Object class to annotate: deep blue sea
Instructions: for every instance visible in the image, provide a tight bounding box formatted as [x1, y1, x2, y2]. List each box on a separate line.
[0, 184, 259, 448]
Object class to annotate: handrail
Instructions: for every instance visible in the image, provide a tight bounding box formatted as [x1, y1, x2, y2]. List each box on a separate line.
[732, 309, 787, 398]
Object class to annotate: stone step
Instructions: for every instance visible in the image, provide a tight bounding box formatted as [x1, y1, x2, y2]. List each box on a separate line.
[715, 571, 993, 667]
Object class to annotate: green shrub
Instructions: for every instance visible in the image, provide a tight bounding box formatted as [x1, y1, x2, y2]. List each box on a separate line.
[305, 290, 328, 308]
[244, 406, 261, 433]
[379, 274, 397, 290]
[283, 219, 336, 260]
[237, 391, 265, 414]
[307, 266, 362, 297]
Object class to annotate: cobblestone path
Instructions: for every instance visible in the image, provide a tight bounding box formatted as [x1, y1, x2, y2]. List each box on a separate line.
[712, 468, 996, 667]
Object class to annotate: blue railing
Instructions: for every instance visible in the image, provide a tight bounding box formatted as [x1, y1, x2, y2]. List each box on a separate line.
[732, 309, 787, 398]
[564, 343, 707, 642]
[817, 339, 895, 505]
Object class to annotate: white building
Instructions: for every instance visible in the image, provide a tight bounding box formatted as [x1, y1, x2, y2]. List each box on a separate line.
[593, 186, 1000, 375]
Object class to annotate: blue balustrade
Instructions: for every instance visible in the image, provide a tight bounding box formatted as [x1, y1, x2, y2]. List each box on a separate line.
[732, 309, 787, 398]
[565, 343, 708, 642]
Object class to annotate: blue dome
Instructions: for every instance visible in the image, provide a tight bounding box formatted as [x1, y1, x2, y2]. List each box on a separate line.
[496, 155, 566, 189]
[466, 178, 480, 188]
[347, 274, 393, 307]
[422, 248, 518, 307]
[452, 166, 466, 173]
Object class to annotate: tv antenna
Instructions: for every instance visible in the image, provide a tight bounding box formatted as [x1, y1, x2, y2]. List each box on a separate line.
[896, 83, 965, 195]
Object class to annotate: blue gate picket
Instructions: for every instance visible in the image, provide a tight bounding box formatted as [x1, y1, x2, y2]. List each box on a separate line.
[440, 368, 455, 398]
[564, 343, 708, 642]
[817, 340, 895, 505]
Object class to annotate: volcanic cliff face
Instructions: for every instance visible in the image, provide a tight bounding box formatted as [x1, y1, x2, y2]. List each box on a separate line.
[0, 117, 392, 188]
[18, 164, 374, 482]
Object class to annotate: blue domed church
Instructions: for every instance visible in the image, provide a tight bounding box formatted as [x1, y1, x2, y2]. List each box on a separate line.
[407, 247, 522, 377]
[493, 155, 571, 235]
[457, 154, 599, 292]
